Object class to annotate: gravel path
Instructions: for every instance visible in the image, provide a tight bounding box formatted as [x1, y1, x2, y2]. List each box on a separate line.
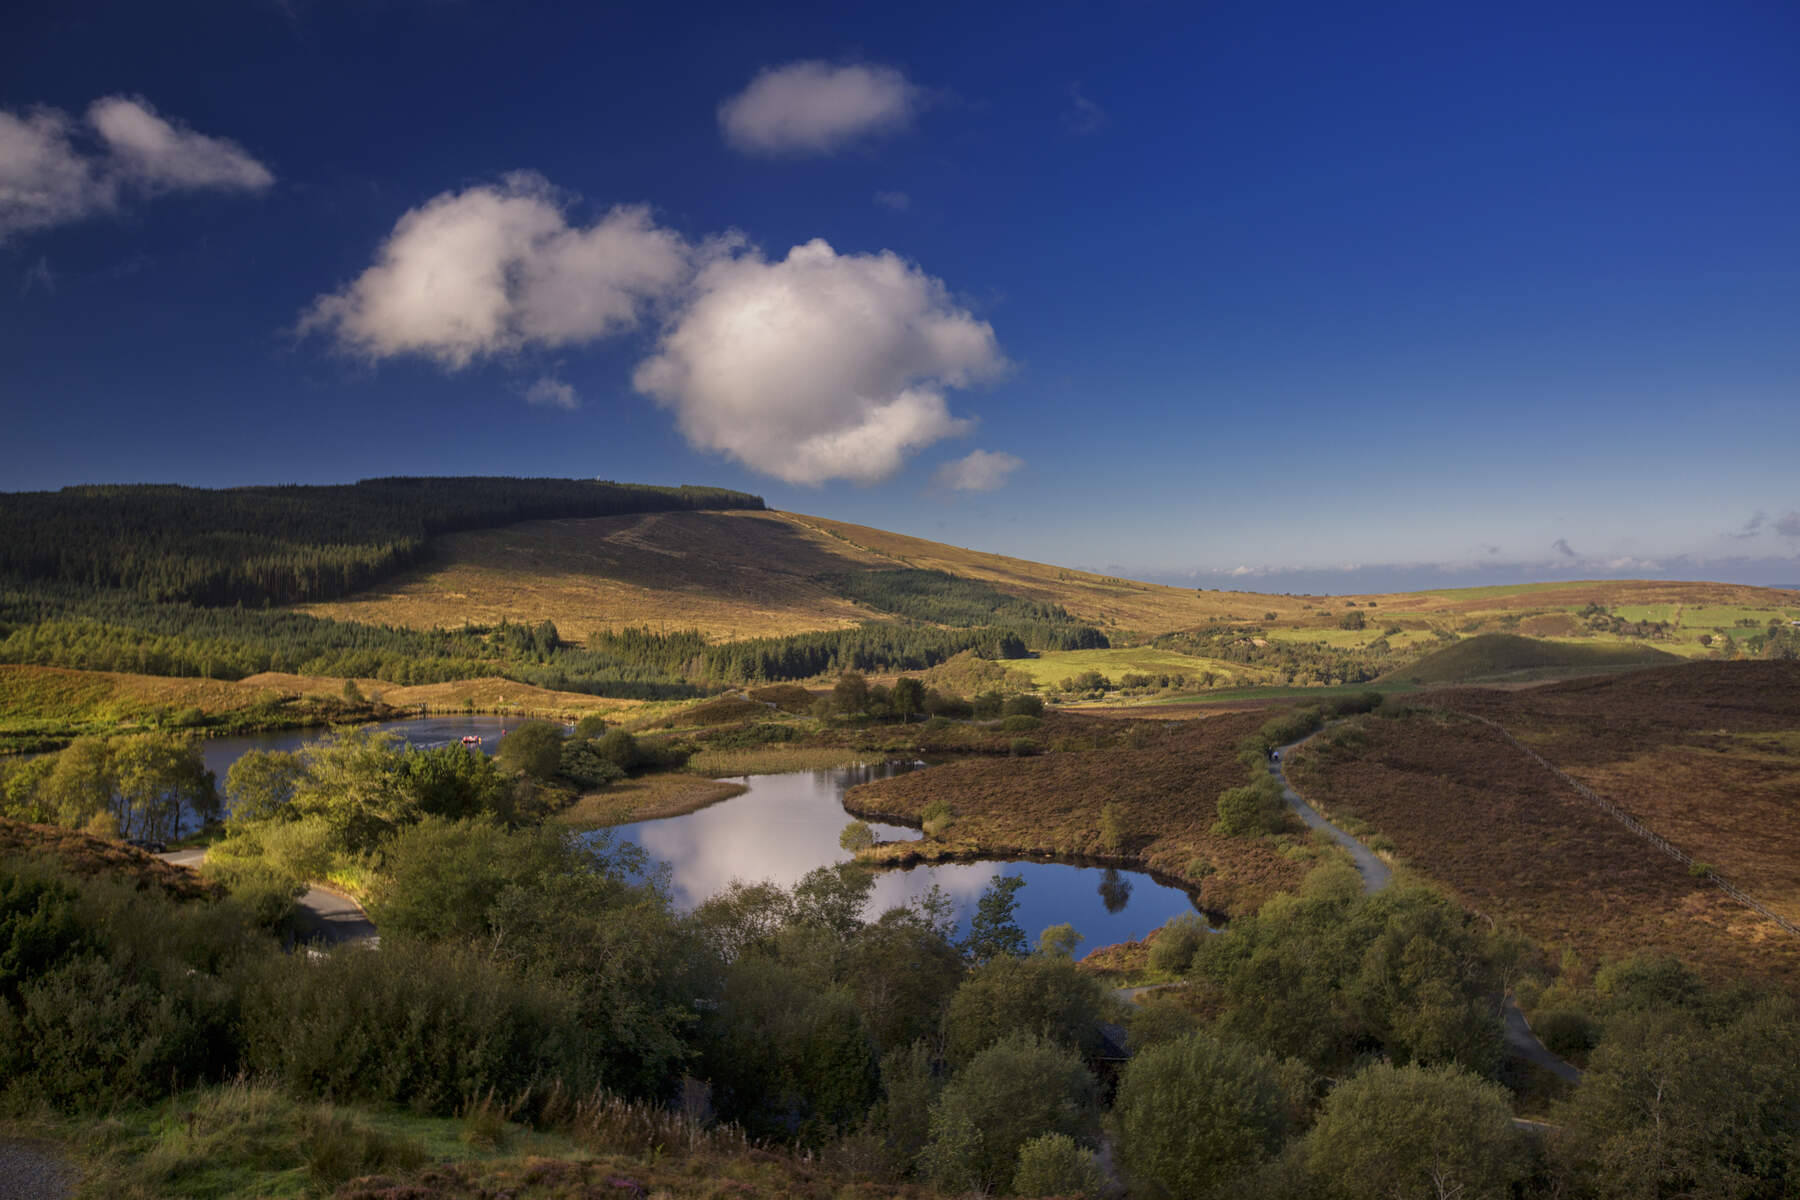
[0, 1137, 75, 1199]
[157, 850, 377, 946]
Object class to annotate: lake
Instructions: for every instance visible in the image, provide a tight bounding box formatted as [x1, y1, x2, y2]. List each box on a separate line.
[200, 719, 1199, 948]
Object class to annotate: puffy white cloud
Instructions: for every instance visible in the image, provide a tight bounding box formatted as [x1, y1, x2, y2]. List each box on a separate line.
[634, 238, 1004, 485]
[934, 449, 1023, 492]
[719, 61, 919, 156]
[0, 96, 270, 241]
[523, 377, 578, 410]
[301, 173, 691, 368]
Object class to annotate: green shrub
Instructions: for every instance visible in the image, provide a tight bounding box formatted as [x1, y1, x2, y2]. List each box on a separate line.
[1000, 714, 1041, 732]
[921, 1032, 1098, 1194]
[1147, 912, 1210, 975]
[1532, 1007, 1598, 1059]
[1010, 738, 1039, 757]
[839, 821, 876, 852]
[1001, 694, 1045, 718]
[1115, 1031, 1290, 1198]
[1014, 1131, 1103, 1198]
[1213, 776, 1287, 836]
[240, 940, 594, 1114]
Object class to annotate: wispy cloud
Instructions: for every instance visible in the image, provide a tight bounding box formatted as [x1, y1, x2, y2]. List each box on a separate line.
[719, 61, 920, 157]
[874, 190, 911, 211]
[933, 449, 1023, 492]
[1726, 511, 1767, 540]
[1551, 538, 1578, 558]
[523, 377, 578, 410]
[18, 255, 54, 296]
[1777, 511, 1800, 541]
[1063, 84, 1107, 135]
[0, 96, 271, 242]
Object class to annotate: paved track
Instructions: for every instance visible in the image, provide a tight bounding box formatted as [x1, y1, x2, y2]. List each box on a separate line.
[157, 849, 377, 946]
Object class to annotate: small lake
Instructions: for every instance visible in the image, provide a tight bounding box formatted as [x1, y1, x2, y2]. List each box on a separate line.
[608, 763, 1201, 949]
[197, 720, 1199, 947]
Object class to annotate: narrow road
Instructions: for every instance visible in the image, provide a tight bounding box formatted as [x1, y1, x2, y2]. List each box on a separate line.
[1272, 733, 1581, 1084]
[156, 849, 377, 946]
[1271, 739, 1392, 892]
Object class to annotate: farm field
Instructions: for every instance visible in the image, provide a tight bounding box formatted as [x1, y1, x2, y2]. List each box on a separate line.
[1010, 646, 1275, 691]
[1285, 660, 1800, 988]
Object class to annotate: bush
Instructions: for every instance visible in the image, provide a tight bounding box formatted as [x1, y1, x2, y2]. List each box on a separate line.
[1305, 1062, 1524, 1200]
[1213, 776, 1287, 836]
[1532, 1007, 1599, 1059]
[1000, 714, 1041, 732]
[921, 799, 955, 839]
[1010, 738, 1039, 757]
[839, 821, 876, 852]
[1014, 1132, 1103, 1198]
[944, 954, 1108, 1067]
[494, 720, 565, 780]
[1147, 912, 1210, 975]
[573, 714, 609, 739]
[593, 729, 642, 772]
[1114, 1031, 1290, 1198]
[1001, 694, 1045, 718]
[240, 940, 595, 1114]
[921, 1033, 1097, 1194]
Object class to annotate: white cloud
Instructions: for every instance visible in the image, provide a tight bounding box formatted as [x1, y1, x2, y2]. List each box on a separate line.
[934, 449, 1023, 492]
[523, 377, 578, 410]
[300, 172, 691, 368]
[874, 190, 911, 211]
[634, 238, 1005, 485]
[719, 61, 919, 156]
[1776, 511, 1800, 541]
[0, 96, 270, 241]
[87, 96, 272, 192]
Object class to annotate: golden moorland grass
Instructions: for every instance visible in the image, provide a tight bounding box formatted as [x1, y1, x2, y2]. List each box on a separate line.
[296, 507, 1800, 662]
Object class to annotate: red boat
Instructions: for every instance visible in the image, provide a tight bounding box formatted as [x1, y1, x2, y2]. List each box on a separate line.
[460, 734, 482, 746]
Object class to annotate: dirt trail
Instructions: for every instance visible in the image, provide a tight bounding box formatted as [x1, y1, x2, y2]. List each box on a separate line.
[158, 850, 377, 945]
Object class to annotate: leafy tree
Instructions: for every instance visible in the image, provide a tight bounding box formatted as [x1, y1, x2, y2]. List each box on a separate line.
[494, 719, 565, 781]
[1036, 922, 1083, 959]
[833, 671, 870, 715]
[1002, 693, 1045, 718]
[890, 676, 925, 720]
[224, 749, 304, 824]
[1114, 1031, 1290, 1199]
[593, 729, 642, 772]
[1213, 776, 1288, 836]
[944, 953, 1109, 1067]
[964, 874, 1028, 963]
[290, 729, 419, 853]
[1098, 803, 1124, 855]
[1306, 1062, 1524, 1200]
[40, 737, 115, 829]
[920, 1032, 1098, 1194]
[872, 1039, 942, 1167]
[1014, 1132, 1103, 1198]
[843, 909, 965, 1054]
[1548, 999, 1800, 1200]
[838, 820, 875, 852]
[111, 732, 217, 839]
[572, 713, 609, 739]
[401, 744, 512, 821]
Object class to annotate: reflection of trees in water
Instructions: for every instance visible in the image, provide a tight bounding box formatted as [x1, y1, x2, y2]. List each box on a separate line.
[1098, 868, 1132, 914]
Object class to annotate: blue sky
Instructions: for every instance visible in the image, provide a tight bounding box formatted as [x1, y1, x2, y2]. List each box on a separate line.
[3, 0, 1797, 591]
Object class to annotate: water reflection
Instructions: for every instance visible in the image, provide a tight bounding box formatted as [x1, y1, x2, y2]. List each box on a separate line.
[611, 764, 1199, 947]
[1098, 868, 1133, 915]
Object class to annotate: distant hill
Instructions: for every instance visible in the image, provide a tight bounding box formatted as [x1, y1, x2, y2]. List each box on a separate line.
[1379, 633, 1682, 684]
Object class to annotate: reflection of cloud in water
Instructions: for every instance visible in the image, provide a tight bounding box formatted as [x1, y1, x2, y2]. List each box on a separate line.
[616, 765, 1197, 944]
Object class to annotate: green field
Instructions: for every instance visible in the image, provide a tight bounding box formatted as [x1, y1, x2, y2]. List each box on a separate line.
[1013, 646, 1275, 690]
[1265, 626, 1441, 650]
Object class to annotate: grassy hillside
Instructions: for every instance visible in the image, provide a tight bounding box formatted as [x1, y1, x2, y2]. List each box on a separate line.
[300, 506, 1800, 650]
[1378, 633, 1683, 684]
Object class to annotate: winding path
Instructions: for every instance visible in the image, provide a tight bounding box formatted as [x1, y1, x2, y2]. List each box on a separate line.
[158, 849, 377, 946]
[1272, 734, 1582, 1084]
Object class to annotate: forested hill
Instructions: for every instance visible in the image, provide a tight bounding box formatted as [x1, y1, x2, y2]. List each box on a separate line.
[0, 478, 763, 607]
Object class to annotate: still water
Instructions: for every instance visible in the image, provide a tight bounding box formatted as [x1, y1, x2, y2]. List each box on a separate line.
[608, 763, 1200, 949]
[200, 720, 1198, 948]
